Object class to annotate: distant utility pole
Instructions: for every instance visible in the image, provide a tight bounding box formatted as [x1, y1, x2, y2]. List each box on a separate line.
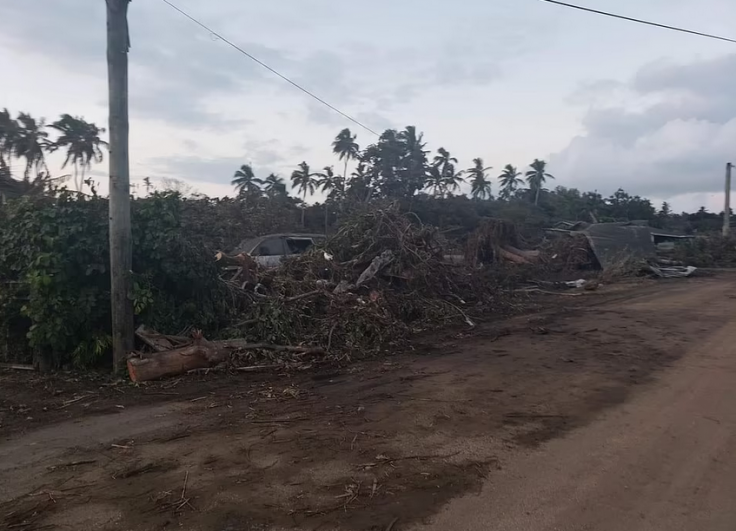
[107, 0, 134, 372]
[724, 162, 733, 237]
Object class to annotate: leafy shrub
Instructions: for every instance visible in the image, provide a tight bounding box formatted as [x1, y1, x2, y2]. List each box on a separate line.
[673, 235, 736, 267]
[0, 192, 232, 368]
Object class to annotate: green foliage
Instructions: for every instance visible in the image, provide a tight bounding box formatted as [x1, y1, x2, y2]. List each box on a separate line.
[0, 192, 233, 367]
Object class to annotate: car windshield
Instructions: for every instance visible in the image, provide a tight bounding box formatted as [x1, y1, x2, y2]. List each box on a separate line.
[286, 238, 313, 254]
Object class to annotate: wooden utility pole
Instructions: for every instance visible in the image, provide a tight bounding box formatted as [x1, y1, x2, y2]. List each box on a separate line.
[724, 162, 733, 237]
[107, 0, 134, 372]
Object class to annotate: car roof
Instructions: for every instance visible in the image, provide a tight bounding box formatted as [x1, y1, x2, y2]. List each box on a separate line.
[237, 233, 325, 254]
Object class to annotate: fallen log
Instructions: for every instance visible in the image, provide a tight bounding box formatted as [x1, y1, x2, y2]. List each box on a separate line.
[498, 247, 531, 264]
[127, 340, 226, 383]
[135, 325, 175, 352]
[127, 338, 324, 382]
[504, 245, 540, 261]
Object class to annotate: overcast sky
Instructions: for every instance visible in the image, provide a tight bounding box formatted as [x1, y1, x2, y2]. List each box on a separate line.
[1, 0, 735, 212]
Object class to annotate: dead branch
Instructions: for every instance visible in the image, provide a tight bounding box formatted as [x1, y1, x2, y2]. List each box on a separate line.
[215, 340, 324, 355]
[356, 250, 394, 286]
[136, 325, 175, 352]
[283, 290, 324, 303]
[234, 365, 282, 372]
[0, 363, 35, 371]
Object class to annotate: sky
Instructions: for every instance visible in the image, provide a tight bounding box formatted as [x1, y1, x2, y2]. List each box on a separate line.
[1, 0, 735, 213]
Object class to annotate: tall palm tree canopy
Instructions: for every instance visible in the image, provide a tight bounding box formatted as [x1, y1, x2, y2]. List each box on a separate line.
[0, 108, 20, 173]
[332, 128, 359, 163]
[429, 148, 463, 196]
[425, 165, 445, 196]
[442, 164, 464, 194]
[467, 157, 492, 199]
[433, 147, 457, 171]
[316, 166, 346, 201]
[525, 159, 554, 190]
[48, 114, 107, 191]
[525, 159, 555, 205]
[14, 112, 50, 179]
[263, 173, 286, 196]
[231, 164, 262, 193]
[498, 164, 523, 199]
[290, 161, 317, 199]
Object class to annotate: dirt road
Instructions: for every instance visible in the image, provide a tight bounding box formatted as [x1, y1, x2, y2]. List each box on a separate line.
[1, 277, 734, 530]
[418, 277, 736, 531]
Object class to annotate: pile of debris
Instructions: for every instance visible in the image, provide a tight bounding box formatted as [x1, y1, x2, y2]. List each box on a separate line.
[539, 233, 598, 272]
[543, 221, 698, 278]
[465, 218, 540, 266]
[128, 208, 516, 381]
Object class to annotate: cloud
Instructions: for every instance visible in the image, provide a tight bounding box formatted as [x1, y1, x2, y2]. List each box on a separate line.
[551, 53, 736, 199]
[0, 0, 291, 126]
[0, 0, 514, 135]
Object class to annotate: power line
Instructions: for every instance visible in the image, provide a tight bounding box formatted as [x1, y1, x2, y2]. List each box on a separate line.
[159, 0, 380, 136]
[541, 0, 736, 44]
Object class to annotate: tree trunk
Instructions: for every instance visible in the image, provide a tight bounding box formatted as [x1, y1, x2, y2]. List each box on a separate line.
[324, 201, 329, 234]
[127, 337, 324, 382]
[534, 185, 540, 206]
[107, 0, 134, 373]
[301, 190, 307, 227]
[127, 340, 225, 382]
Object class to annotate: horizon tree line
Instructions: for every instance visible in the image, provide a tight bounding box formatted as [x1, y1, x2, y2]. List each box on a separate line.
[0, 108, 107, 193]
[0, 112, 698, 226]
[230, 127, 557, 218]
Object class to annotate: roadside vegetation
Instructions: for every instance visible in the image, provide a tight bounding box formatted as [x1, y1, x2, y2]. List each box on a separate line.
[1, 108, 733, 370]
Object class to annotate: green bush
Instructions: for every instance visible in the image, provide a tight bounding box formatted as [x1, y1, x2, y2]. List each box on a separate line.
[0, 192, 232, 368]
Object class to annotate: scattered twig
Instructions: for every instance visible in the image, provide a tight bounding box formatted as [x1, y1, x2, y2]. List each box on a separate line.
[249, 418, 306, 424]
[283, 290, 324, 303]
[0, 363, 35, 371]
[180, 470, 189, 501]
[386, 517, 399, 531]
[46, 459, 96, 471]
[370, 478, 378, 498]
[57, 395, 95, 409]
[217, 341, 324, 355]
[235, 365, 281, 372]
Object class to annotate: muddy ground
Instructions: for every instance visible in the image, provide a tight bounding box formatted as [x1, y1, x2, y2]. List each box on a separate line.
[0, 277, 726, 531]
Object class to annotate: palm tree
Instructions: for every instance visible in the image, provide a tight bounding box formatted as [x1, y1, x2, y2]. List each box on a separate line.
[425, 165, 445, 197]
[398, 126, 429, 196]
[466, 158, 492, 199]
[316, 166, 346, 233]
[14, 112, 50, 180]
[48, 114, 107, 191]
[347, 162, 372, 202]
[442, 164, 465, 195]
[433, 147, 457, 175]
[498, 164, 524, 200]
[525, 159, 555, 206]
[316, 166, 346, 201]
[332, 128, 360, 181]
[262, 173, 286, 197]
[291, 161, 319, 227]
[231, 164, 263, 195]
[0, 109, 20, 177]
